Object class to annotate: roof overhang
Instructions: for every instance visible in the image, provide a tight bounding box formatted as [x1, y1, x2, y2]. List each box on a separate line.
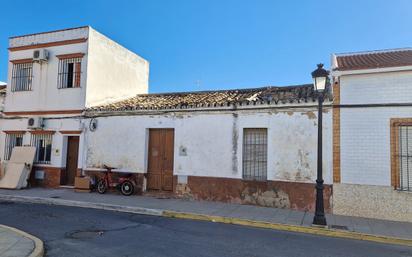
[331, 65, 412, 77]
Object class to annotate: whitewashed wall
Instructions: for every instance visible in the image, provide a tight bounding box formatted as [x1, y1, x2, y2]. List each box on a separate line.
[339, 71, 412, 186]
[83, 106, 333, 184]
[6, 26, 149, 112]
[8, 27, 89, 48]
[85, 28, 149, 107]
[6, 33, 89, 112]
[341, 106, 412, 186]
[334, 70, 412, 222]
[0, 117, 84, 169]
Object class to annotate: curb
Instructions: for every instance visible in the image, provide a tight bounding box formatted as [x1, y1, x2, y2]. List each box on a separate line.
[0, 194, 163, 216]
[0, 224, 44, 257]
[163, 211, 412, 247]
[1, 194, 411, 247]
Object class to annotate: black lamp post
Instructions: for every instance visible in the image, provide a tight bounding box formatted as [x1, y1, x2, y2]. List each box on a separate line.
[311, 63, 329, 226]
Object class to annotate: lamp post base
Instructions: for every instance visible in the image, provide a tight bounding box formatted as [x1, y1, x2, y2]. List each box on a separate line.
[313, 215, 327, 226]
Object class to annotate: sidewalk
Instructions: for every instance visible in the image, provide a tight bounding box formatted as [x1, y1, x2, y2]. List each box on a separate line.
[0, 224, 43, 257]
[0, 188, 411, 246]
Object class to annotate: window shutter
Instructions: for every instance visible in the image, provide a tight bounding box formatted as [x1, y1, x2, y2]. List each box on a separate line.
[75, 62, 81, 87]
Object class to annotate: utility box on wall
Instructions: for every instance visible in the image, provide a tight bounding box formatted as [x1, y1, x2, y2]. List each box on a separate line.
[35, 170, 45, 180]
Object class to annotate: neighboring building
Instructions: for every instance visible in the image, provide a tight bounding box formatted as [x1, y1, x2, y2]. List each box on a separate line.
[0, 26, 149, 186]
[0, 82, 7, 112]
[331, 48, 412, 222]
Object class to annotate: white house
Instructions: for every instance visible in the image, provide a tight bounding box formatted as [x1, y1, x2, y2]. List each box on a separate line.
[331, 48, 412, 222]
[2, 26, 411, 222]
[0, 26, 149, 187]
[83, 86, 334, 212]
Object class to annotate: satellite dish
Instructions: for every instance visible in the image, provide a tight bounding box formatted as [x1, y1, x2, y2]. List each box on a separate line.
[89, 118, 98, 132]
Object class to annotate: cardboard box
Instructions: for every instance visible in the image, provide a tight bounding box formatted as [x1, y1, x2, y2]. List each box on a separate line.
[74, 176, 90, 190]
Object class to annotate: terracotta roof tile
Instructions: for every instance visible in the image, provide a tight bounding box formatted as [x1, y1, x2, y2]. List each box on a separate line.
[88, 84, 320, 112]
[334, 49, 412, 71]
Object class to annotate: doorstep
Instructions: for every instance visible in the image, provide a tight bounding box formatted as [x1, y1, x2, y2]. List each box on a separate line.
[59, 185, 74, 189]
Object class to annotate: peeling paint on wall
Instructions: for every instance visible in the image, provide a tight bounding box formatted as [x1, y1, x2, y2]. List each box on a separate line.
[232, 113, 239, 174]
[241, 187, 290, 208]
[302, 111, 317, 120]
[82, 108, 332, 184]
[175, 176, 332, 212]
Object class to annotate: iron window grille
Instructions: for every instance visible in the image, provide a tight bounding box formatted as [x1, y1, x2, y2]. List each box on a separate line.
[11, 62, 33, 91]
[4, 133, 23, 160]
[398, 125, 412, 191]
[57, 57, 82, 89]
[242, 128, 268, 181]
[30, 134, 52, 164]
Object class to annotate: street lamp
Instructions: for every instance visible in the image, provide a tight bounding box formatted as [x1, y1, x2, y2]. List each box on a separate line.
[311, 63, 329, 226]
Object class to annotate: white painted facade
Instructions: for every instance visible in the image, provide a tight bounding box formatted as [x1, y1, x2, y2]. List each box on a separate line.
[1, 26, 149, 181]
[5, 26, 148, 113]
[83, 106, 333, 185]
[3, 26, 411, 220]
[332, 64, 412, 222]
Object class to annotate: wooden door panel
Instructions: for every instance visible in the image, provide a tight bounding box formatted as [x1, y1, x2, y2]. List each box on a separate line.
[147, 129, 174, 191]
[162, 129, 174, 191]
[148, 130, 162, 172]
[65, 136, 79, 186]
[147, 173, 161, 190]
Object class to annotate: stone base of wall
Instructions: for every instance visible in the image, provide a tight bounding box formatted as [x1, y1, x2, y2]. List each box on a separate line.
[175, 176, 332, 212]
[333, 183, 412, 222]
[84, 170, 145, 195]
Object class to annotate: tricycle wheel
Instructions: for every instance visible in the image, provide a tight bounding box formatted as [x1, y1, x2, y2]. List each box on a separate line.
[97, 179, 107, 194]
[120, 181, 134, 196]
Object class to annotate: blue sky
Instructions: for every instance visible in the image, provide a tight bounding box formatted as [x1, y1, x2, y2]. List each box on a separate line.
[1, 0, 411, 93]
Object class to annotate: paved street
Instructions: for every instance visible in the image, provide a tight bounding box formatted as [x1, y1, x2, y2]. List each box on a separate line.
[1, 188, 411, 240]
[0, 202, 411, 257]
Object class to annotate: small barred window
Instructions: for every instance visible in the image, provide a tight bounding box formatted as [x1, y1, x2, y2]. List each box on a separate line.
[30, 133, 53, 164]
[11, 62, 33, 91]
[398, 126, 412, 191]
[58, 57, 82, 89]
[4, 133, 24, 160]
[242, 128, 268, 181]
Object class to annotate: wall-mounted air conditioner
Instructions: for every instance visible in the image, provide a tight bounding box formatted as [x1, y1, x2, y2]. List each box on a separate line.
[27, 117, 45, 129]
[33, 49, 49, 63]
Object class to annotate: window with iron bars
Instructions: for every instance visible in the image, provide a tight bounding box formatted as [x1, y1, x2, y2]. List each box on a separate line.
[398, 126, 412, 191]
[57, 57, 82, 89]
[11, 62, 33, 91]
[4, 133, 24, 160]
[242, 128, 268, 181]
[30, 134, 52, 164]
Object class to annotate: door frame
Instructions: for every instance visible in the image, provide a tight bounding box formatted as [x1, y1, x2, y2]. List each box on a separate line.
[62, 136, 80, 186]
[146, 128, 175, 191]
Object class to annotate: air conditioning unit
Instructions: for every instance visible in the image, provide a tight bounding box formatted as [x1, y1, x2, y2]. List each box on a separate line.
[27, 117, 45, 129]
[33, 49, 49, 63]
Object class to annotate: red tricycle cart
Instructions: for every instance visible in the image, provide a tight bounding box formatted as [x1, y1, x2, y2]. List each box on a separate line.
[96, 165, 135, 196]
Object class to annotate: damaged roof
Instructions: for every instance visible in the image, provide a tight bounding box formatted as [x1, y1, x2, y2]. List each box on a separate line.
[334, 48, 412, 71]
[0, 85, 6, 95]
[88, 84, 322, 112]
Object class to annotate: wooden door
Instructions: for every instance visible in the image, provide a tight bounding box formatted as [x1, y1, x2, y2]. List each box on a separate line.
[65, 136, 79, 186]
[147, 129, 174, 191]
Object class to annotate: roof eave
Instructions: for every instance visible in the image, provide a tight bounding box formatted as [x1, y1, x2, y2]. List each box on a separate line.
[331, 65, 412, 77]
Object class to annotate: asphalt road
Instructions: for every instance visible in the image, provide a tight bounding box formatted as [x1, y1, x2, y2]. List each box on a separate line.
[0, 202, 410, 257]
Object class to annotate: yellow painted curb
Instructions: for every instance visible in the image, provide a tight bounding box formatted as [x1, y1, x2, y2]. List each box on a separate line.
[0, 224, 44, 257]
[163, 211, 412, 247]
